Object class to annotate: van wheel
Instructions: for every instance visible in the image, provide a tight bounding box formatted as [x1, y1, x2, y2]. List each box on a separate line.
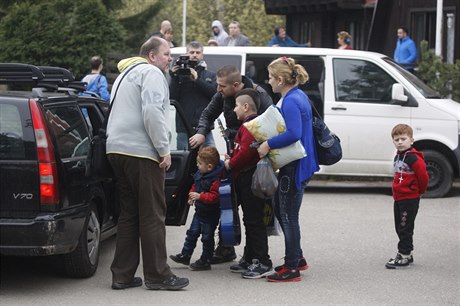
[63, 204, 101, 278]
[423, 150, 453, 198]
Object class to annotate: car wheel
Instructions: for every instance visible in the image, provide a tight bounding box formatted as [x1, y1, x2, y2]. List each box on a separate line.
[63, 204, 101, 278]
[423, 150, 453, 198]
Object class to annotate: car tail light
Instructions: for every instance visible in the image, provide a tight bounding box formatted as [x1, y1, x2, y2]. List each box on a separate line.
[30, 99, 59, 205]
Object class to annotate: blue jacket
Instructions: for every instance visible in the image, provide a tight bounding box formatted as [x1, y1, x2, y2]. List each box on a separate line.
[393, 36, 417, 70]
[267, 35, 307, 47]
[192, 160, 224, 216]
[81, 73, 110, 101]
[267, 88, 319, 189]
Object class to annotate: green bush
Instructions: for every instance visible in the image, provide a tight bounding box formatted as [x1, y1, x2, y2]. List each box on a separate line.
[416, 40, 460, 102]
[0, 0, 125, 78]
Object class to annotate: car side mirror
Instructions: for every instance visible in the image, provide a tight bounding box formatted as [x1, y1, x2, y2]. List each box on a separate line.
[391, 83, 408, 105]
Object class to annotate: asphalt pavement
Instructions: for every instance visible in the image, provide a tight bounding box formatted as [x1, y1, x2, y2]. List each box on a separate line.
[1, 181, 459, 305]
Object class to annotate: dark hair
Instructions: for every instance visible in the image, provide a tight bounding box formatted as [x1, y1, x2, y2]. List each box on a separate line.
[198, 146, 220, 168]
[187, 41, 203, 51]
[398, 26, 409, 35]
[274, 26, 285, 36]
[216, 65, 241, 84]
[139, 37, 164, 57]
[90, 56, 103, 70]
[391, 123, 413, 138]
[235, 88, 260, 111]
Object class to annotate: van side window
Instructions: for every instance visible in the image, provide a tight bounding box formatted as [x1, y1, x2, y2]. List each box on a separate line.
[245, 54, 325, 115]
[45, 106, 90, 158]
[333, 59, 395, 104]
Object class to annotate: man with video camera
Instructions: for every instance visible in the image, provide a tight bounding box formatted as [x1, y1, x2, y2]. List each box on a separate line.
[170, 41, 217, 149]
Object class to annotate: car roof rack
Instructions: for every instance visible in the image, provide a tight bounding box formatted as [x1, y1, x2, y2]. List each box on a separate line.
[38, 66, 75, 85]
[0, 63, 45, 84]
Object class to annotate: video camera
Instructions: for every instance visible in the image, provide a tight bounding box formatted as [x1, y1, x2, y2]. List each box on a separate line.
[175, 55, 199, 76]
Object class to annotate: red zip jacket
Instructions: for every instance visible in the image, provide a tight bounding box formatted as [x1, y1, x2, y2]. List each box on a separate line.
[229, 114, 260, 177]
[392, 147, 429, 201]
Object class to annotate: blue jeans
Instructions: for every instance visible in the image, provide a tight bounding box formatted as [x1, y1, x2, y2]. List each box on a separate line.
[274, 161, 307, 270]
[176, 132, 215, 150]
[181, 212, 219, 261]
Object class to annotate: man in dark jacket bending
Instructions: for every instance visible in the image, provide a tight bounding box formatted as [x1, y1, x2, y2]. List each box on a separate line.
[189, 64, 273, 263]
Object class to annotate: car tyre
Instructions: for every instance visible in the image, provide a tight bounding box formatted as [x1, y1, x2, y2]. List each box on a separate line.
[63, 204, 101, 278]
[423, 150, 453, 198]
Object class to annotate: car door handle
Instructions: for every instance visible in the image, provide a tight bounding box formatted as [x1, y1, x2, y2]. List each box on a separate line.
[331, 106, 347, 111]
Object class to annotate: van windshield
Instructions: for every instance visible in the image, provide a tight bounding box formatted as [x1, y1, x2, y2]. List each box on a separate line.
[383, 58, 441, 98]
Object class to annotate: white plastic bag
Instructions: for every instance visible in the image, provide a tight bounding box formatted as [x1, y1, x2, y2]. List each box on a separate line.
[251, 157, 278, 199]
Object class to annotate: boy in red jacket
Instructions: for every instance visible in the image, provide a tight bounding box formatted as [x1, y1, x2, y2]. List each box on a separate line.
[224, 88, 273, 279]
[386, 124, 429, 269]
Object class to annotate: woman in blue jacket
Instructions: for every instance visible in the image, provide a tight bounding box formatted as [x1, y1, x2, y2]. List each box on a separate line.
[257, 56, 319, 282]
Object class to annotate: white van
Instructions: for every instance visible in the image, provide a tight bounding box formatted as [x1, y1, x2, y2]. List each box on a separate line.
[171, 47, 460, 198]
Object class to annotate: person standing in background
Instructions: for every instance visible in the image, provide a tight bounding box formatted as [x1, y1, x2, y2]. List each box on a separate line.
[223, 21, 250, 46]
[211, 20, 229, 46]
[337, 31, 353, 50]
[393, 26, 417, 73]
[81, 55, 110, 101]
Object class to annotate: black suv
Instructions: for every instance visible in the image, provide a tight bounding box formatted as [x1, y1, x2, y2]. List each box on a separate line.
[0, 64, 195, 277]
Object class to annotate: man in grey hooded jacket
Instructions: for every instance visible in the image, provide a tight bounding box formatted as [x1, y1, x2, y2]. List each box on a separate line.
[211, 20, 228, 46]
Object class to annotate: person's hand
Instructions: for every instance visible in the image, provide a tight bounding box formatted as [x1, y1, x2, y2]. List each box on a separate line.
[170, 65, 179, 74]
[224, 159, 231, 170]
[189, 134, 205, 149]
[189, 191, 200, 201]
[257, 141, 270, 158]
[272, 44, 280, 47]
[159, 154, 171, 170]
[190, 68, 198, 81]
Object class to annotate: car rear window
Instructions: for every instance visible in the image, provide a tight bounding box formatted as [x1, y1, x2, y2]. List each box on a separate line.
[0, 103, 31, 160]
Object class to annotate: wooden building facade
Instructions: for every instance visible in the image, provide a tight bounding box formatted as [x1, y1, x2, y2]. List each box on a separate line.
[264, 0, 459, 62]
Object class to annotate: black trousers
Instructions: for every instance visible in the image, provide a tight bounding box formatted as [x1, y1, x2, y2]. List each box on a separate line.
[394, 198, 420, 255]
[236, 169, 272, 267]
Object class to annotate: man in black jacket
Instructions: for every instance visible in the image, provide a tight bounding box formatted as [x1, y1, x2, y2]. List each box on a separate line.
[170, 41, 217, 150]
[189, 64, 273, 264]
[190, 65, 272, 149]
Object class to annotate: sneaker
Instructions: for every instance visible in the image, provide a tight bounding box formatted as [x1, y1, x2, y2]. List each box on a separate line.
[169, 253, 191, 266]
[229, 258, 250, 273]
[210, 245, 237, 264]
[189, 258, 211, 271]
[267, 266, 301, 282]
[274, 257, 309, 272]
[145, 275, 189, 290]
[385, 253, 413, 269]
[241, 259, 274, 279]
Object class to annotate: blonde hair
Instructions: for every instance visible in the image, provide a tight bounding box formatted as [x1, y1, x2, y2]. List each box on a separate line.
[268, 57, 309, 86]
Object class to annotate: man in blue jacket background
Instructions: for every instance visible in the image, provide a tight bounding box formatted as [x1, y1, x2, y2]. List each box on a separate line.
[267, 26, 309, 48]
[393, 26, 417, 73]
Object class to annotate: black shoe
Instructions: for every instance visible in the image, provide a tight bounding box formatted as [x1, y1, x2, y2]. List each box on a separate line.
[189, 258, 211, 271]
[275, 257, 309, 272]
[112, 277, 143, 290]
[385, 253, 413, 269]
[210, 246, 237, 264]
[267, 267, 301, 282]
[145, 275, 189, 290]
[169, 253, 191, 266]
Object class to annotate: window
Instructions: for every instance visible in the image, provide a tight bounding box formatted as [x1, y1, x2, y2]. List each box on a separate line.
[45, 106, 90, 158]
[169, 104, 191, 151]
[0, 104, 26, 159]
[333, 58, 395, 103]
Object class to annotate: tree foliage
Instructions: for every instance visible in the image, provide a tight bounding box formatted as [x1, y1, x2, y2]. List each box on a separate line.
[0, 0, 125, 78]
[416, 40, 460, 102]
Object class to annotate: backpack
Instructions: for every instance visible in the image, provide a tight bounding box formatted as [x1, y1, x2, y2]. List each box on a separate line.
[311, 104, 342, 166]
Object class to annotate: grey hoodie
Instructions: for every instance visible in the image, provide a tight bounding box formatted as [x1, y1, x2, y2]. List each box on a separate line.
[212, 20, 228, 46]
[106, 61, 170, 163]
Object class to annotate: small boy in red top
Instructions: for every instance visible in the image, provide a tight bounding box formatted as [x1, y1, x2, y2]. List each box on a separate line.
[386, 124, 429, 269]
[170, 146, 224, 271]
[224, 88, 273, 279]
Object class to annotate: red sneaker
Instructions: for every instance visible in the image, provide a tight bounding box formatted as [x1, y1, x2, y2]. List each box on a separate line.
[267, 266, 301, 282]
